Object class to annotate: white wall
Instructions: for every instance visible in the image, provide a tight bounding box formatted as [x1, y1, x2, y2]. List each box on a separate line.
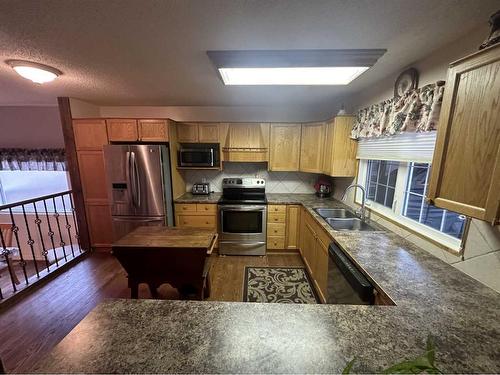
[337, 25, 500, 293]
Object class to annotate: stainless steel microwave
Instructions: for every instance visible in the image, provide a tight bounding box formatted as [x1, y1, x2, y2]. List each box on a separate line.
[178, 143, 219, 168]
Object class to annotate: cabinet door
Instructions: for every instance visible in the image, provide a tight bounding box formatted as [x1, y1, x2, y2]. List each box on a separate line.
[176, 215, 216, 229]
[330, 116, 357, 177]
[106, 119, 138, 141]
[77, 151, 108, 204]
[198, 123, 219, 142]
[285, 205, 301, 249]
[86, 204, 113, 248]
[138, 119, 168, 141]
[269, 124, 301, 171]
[314, 236, 329, 300]
[73, 119, 108, 150]
[428, 45, 500, 223]
[302, 221, 316, 275]
[177, 123, 199, 142]
[300, 122, 325, 173]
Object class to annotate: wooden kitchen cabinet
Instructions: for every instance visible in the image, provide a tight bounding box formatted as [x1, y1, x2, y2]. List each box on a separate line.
[198, 123, 220, 142]
[86, 204, 113, 248]
[138, 119, 169, 141]
[176, 123, 219, 143]
[77, 151, 109, 204]
[322, 116, 358, 177]
[285, 205, 301, 250]
[266, 204, 300, 251]
[428, 44, 500, 224]
[221, 123, 270, 162]
[177, 123, 199, 142]
[73, 119, 108, 150]
[174, 203, 217, 230]
[300, 122, 326, 173]
[269, 124, 301, 171]
[106, 119, 138, 141]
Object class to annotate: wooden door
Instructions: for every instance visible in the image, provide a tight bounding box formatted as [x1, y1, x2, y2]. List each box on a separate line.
[314, 236, 329, 300]
[269, 124, 301, 171]
[300, 122, 325, 173]
[177, 123, 199, 142]
[428, 45, 500, 223]
[73, 119, 108, 150]
[302, 221, 316, 276]
[198, 123, 219, 142]
[77, 151, 108, 204]
[322, 121, 334, 174]
[285, 205, 301, 249]
[106, 119, 138, 141]
[86, 204, 113, 248]
[138, 119, 169, 141]
[330, 116, 357, 176]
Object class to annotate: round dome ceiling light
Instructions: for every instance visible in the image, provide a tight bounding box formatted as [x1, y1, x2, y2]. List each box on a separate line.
[6, 60, 62, 84]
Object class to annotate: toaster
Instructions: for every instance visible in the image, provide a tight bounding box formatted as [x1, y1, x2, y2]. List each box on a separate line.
[192, 182, 210, 195]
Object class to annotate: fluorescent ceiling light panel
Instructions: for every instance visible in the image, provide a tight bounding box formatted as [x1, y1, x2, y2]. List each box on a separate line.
[219, 66, 370, 85]
[207, 49, 386, 86]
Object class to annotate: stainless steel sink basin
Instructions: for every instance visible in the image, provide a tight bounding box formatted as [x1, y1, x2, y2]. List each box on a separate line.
[315, 208, 356, 219]
[326, 218, 377, 231]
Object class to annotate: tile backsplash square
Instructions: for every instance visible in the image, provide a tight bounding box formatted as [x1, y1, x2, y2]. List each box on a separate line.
[182, 162, 320, 193]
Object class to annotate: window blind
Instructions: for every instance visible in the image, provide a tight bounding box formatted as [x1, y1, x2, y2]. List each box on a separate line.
[356, 132, 437, 163]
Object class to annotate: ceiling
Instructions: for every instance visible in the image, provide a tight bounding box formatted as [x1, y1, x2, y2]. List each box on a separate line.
[0, 0, 497, 108]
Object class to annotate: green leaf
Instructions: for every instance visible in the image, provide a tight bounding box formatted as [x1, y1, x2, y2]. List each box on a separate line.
[342, 358, 356, 374]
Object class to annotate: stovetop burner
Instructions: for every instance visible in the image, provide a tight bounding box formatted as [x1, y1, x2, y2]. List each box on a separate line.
[219, 177, 266, 205]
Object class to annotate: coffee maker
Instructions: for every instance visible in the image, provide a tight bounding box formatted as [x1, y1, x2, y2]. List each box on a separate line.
[314, 178, 332, 198]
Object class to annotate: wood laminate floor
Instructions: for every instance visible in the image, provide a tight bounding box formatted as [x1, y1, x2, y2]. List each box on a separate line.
[0, 251, 303, 373]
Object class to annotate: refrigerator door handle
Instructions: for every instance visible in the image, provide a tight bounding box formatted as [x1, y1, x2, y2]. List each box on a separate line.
[126, 151, 134, 207]
[129, 151, 137, 207]
[132, 151, 141, 207]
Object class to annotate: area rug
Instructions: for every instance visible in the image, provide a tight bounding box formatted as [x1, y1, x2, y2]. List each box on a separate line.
[243, 267, 319, 303]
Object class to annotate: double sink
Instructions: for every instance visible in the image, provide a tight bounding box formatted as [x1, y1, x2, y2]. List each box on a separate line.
[314, 208, 377, 232]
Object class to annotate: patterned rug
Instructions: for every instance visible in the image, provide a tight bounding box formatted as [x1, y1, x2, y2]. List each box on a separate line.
[243, 267, 319, 303]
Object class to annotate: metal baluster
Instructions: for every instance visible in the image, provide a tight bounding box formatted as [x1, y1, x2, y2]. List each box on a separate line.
[52, 197, 67, 262]
[43, 199, 59, 267]
[60, 194, 75, 258]
[68, 194, 82, 253]
[8, 208, 29, 284]
[33, 202, 51, 271]
[21, 204, 40, 278]
[0, 228, 17, 292]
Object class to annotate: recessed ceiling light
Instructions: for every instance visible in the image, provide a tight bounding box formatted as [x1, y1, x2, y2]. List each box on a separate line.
[207, 49, 386, 86]
[219, 66, 370, 85]
[6, 60, 62, 84]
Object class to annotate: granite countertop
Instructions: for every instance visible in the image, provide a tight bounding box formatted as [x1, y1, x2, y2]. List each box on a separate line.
[174, 192, 222, 203]
[34, 194, 500, 373]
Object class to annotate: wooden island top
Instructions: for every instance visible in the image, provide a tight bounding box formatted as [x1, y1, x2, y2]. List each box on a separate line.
[113, 226, 218, 250]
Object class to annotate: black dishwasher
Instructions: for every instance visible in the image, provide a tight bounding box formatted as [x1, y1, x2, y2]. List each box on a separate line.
[327, 243, 375, 305]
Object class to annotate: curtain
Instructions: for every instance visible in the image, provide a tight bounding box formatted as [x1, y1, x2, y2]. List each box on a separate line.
[0, 149, 66, 171]
[351, 81, 445, 139]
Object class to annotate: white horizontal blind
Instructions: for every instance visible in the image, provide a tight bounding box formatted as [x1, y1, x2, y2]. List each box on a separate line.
[356, 132, 437, 162]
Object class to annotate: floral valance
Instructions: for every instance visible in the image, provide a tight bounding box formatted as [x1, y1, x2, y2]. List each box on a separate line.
[351, 81, 445, 139]
[0, 148, 66, 171]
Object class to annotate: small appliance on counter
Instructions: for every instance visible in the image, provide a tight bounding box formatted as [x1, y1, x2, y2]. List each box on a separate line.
[192, 182, 211, 195]
[314, 178, 332, 198]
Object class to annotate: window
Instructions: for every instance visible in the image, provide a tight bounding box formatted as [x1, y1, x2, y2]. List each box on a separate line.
[365, 160, 399, 208]
[403, 163, 465, 239]
[0, 170, 71, 212]
[357, 159, 466, 250]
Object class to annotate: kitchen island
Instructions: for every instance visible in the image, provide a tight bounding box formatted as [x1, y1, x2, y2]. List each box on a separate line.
[32, 194, 500, 373]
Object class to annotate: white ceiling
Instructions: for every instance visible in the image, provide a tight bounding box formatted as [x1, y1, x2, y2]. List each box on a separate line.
[0, 0, 497, 107]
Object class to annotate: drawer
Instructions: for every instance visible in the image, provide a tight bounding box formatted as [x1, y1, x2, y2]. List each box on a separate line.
[175, 203, 196, 213]
[196, 203, 217, 213]
[268, 213, 286, 223]
[267, 236, 286, 249]
[267, 223, 285, 236]
[177, 215, 216, 228]
[268, 205, 286, 214]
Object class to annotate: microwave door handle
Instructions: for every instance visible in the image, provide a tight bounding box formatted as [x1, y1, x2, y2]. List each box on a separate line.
[209, 149, 214, 166]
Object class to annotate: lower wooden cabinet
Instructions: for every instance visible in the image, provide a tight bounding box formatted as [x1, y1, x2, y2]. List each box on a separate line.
[174, 203, 217, 230]
[266, 204, 301, 251]
[85, 204, 113, 249]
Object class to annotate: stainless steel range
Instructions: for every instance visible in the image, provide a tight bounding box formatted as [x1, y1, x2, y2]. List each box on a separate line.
[218, 178, 267, 256]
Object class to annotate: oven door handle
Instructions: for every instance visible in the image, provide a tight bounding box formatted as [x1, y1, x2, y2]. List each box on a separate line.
[219, 205, 266, 211]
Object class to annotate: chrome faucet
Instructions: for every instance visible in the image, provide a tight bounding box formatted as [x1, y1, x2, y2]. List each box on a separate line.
[341, 184, 366, 221]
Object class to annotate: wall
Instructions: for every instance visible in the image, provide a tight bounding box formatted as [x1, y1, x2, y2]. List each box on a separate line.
[182, 162, 320, 194]
[0, 106, 63, 148]
[337, 25, 500, 293]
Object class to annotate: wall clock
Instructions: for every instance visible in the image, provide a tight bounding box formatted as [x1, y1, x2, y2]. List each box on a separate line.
[394, 68, 419, 98]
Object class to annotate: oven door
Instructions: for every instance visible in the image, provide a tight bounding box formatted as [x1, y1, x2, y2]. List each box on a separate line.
[179, 148, 214, 167]
[219, 205, 266, 241]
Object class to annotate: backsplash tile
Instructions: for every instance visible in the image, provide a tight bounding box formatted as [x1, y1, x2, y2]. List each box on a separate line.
[182, 162, 321, 193]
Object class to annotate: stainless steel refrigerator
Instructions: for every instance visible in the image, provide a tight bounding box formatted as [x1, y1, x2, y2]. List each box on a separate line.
[103, 144, 174, 241]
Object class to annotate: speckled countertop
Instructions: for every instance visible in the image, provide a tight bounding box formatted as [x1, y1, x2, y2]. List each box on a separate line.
[174, 192, 222, 203]
[34, 194, 500, 373]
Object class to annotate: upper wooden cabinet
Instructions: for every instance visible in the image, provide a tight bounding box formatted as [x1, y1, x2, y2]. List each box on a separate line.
[428, 44, 500, 224]
[300, 122, 325, 173]
[106, 119, 138, 141]
[322, 116, 358, 177]
[73, 119, 108, 150]
[269, 124, 301, 171]
[106, 119, 168, 142]
[177, 123, 220, 143]
[138, 119, 169, 141]
[222, 123, 270, 162]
